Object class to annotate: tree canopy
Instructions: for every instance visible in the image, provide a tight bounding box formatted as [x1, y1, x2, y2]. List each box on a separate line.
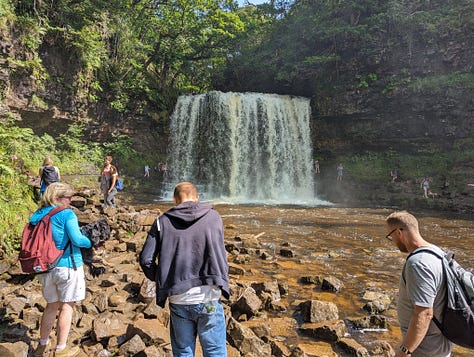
[1, 0, 474, 115]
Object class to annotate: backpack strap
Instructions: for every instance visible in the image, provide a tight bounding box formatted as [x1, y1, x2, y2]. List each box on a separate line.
[43, 206, 67, 220]
[403, 247, 448, 331]
[403, 247, 444, 284]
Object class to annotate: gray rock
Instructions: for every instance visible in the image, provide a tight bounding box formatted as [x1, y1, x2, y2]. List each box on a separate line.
[299, 320, 347, 342]
[119, 334, 146, 356]
[349, 315, 388, 330]
[227, 317, 271, 356]
[231, 287, 262, 319]
[92, 312, 130, 340]
[0, 341, 29, 357]
[337, 337, 370, 357]
[126, 319, 170, 345]
[321, 276, 344, 293]
[299, 300, 339, 323]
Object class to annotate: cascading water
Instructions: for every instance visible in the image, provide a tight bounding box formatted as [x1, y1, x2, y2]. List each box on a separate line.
[166, 91, 324, 204]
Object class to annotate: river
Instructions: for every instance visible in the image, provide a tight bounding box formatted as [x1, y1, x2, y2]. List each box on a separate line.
[144, 202, 473, 356]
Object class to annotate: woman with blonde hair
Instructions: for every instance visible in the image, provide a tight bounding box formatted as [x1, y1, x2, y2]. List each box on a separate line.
[99, 155, 118, 208]
[32, 182, 91, 357]
[39, 157, 61, 197]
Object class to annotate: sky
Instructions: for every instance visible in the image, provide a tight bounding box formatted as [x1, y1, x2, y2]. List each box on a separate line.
[237, 0, 269, 6]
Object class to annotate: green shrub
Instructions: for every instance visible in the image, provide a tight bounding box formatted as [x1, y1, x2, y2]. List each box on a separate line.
[0, 120, 107, 255]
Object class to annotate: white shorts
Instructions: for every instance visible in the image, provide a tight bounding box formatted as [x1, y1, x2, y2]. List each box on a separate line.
[37, 265, 86, 303]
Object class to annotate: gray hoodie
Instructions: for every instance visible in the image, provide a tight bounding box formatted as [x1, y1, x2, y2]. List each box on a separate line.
[139, 201, 229, 307]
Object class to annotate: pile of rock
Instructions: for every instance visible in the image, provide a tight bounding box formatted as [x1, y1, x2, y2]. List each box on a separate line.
[0, 189, 396, 356]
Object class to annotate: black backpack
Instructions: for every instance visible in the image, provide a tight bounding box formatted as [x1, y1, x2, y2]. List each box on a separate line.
[41, 166, 59, 186]
[406, 248, 474, 348]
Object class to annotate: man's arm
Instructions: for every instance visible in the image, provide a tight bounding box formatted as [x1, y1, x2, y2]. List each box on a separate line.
[139, 220, 160, 281]
[395, 305, 433, 357]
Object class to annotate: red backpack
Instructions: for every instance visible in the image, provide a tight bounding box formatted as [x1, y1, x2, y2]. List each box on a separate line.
[19, 206, 71, 274]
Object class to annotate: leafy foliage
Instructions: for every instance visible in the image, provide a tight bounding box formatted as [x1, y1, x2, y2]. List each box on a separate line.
[2, 0, 246, 114]
[0, 119, 140, 255]
[101, 133, 138, 173]
[0, 0, 16, 32]
[215, 0, 474, 97]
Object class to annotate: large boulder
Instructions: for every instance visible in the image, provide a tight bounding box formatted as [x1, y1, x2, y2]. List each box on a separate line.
[299, 300, 339, 323]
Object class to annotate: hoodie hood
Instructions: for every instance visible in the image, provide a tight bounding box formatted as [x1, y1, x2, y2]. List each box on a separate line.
[29, 206, 56, 225]
[163, 201, 213, 228]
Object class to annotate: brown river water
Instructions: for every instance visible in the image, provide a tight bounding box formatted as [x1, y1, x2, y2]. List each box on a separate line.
[140, 202, 473, 356]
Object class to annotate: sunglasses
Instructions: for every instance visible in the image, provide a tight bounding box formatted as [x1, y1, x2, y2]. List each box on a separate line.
[385, 227, 403, 241]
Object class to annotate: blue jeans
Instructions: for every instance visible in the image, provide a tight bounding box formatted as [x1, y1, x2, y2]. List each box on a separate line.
[169, 301, 227, 357]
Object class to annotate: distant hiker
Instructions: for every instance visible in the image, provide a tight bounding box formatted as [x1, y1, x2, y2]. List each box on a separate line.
[32, 183, 91, 357]
[162, 162, 168, 178]
[421, 177, 430, 198]
[314, 159, 320, 174]
[391, 168, 398, 183]
[144, 165, 150, 178]
[100, 156, 118, 208]
[337, 163, 344, 181]
[39, 157, 60, 197]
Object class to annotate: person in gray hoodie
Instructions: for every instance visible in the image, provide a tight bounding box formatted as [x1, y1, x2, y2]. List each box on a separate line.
[140, 182, 229, 357]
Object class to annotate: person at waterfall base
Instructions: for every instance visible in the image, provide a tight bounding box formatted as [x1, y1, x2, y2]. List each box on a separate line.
[336, 163, 343, 181]
[33, 183, 92, 357]
[314, 159, 320, 174]
[421, 177, 430, 198]
[139, 182, 229, 357]
[391, 168, 398, 183]
[39, 157, 61, 197]
[385, 211, 452, 357]
[100, 156, 118, 208]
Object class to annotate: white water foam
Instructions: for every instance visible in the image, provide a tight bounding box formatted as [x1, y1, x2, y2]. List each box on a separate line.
[165, 91, 331, 205]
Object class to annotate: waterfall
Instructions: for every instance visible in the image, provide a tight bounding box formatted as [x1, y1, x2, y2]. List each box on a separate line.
[166, 91, 319, 204]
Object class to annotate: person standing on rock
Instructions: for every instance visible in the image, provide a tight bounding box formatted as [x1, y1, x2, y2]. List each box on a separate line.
[33, 183, 92, 357]
[140, 181, 229, 357]
[385, 211, 452, 357]
[391, 168, 398, 183]
[39, 157, 61, 197]
[336, 163, 344, 181]
[421, 177, 430, 198]
[314, 159, 320, 174]
[99, 156, 118, 208]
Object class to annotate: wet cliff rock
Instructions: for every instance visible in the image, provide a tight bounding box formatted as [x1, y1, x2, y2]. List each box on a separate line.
[311, 25, 474, 156]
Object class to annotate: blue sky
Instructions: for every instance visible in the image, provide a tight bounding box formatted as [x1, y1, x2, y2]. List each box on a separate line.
[237, 0, 269, 6]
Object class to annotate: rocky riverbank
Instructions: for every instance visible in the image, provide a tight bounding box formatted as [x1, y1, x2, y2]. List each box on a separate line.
[314, 172, 474, 215]
[0, 186, 399, 357]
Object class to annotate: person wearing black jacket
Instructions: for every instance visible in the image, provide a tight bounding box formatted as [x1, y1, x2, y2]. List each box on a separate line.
[139, 182, 229, 357]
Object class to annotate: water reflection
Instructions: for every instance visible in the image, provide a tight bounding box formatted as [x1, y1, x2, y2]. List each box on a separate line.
[150, 203, 473, 356]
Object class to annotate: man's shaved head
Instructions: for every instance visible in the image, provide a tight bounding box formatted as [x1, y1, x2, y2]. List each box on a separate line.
[174, 182, 199, 204]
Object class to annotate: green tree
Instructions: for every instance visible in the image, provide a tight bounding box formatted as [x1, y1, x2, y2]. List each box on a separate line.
[100, 0, 245, 113]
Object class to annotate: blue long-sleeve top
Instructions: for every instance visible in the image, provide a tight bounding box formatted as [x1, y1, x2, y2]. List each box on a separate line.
[29, 206, 92, 268]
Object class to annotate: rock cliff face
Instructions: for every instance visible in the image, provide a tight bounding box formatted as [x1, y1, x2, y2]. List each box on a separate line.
[1, 15, 473, 211]
[311, 25, 474, 156]
[0, 31, 165, 154]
